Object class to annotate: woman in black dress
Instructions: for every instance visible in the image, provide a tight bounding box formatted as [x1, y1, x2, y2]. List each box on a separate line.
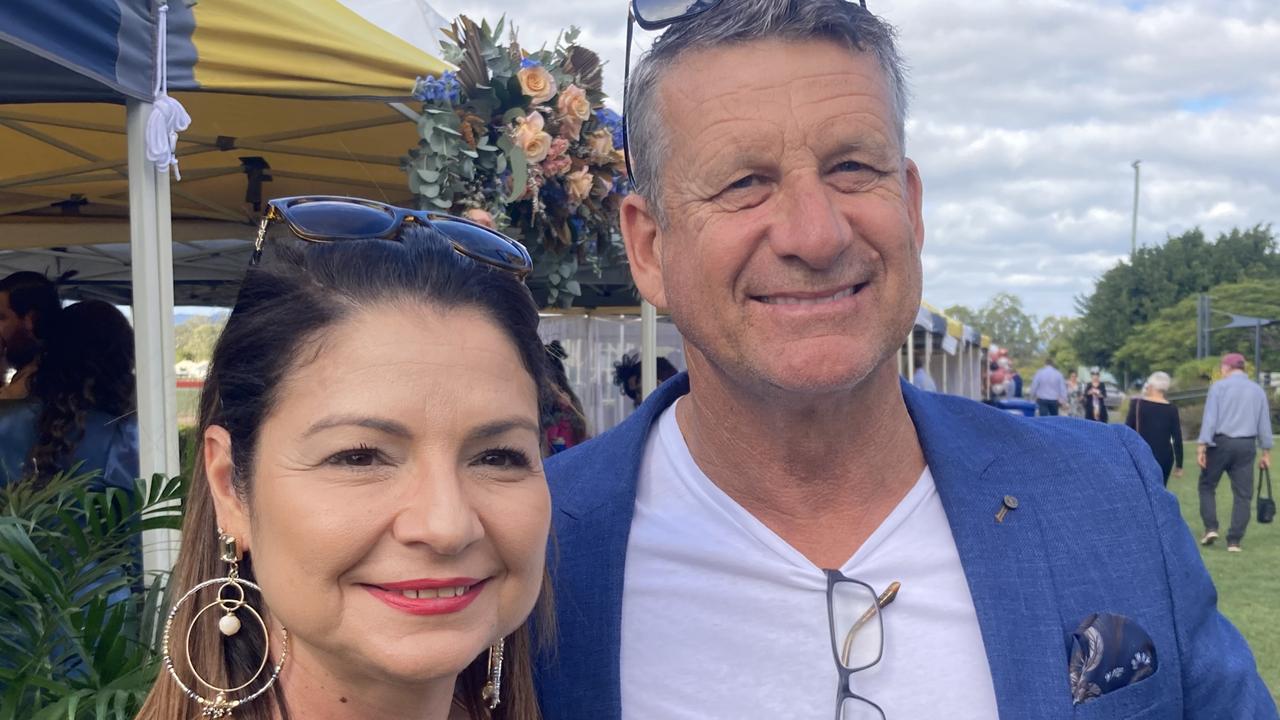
[1082, 369, 1108, 423]
[1124, 371, 1184, 485]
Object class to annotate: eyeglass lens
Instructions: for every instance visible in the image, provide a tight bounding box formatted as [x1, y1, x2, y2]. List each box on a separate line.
[282, 200, 398, 240]
[840, 695, 886, 720]
[632, 0, 718, 26]
[430, 217, 532, 272]
[830, 581, 884, 670]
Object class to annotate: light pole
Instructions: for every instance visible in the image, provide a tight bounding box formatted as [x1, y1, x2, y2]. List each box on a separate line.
[1130, 160, 1141, 258]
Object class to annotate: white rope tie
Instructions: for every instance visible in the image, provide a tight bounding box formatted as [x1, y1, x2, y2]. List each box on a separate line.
[145, 3, 191, 179]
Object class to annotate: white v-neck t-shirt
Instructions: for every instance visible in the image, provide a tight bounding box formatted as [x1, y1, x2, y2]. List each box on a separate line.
[619, 402, 999, 719]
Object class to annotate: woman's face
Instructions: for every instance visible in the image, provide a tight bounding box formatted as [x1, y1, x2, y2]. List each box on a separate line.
[208, 303, 548, 690]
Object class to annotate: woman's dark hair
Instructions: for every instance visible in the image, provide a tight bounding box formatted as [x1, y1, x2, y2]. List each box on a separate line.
[542, 340, 588, 444]
[0, 271, 62, 341]
[28, 299, 135, 483]
[136, 223, 553, 720]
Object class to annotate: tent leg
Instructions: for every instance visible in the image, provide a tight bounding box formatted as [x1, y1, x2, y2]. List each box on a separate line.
[128, 100, 181, 577]
[641, 300, 658, 400]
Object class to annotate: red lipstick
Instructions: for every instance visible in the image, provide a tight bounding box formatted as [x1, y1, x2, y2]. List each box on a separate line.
[363, 577, 487, 616]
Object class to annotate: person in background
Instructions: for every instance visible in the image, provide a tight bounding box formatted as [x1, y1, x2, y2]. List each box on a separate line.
[0, 271, 62, 401]
[613, 351, 677, 409]
[1065, 370, 1081, 417]
[912, 355, 937, 392]
[0, 300, 138, 489]
[1125, 371, 1183, 486]
[1082, 369, 1108, 423]
[1197, 352, 1272, 552]
[0, 337, 9, 392]
[1009, 362, 1023, 398]
[1028, 357, 1068, 416]
[544, 340, 590, 453]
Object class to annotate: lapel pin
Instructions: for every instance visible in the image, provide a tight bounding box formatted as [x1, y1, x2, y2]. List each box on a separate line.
[995, 495, 1019, 523]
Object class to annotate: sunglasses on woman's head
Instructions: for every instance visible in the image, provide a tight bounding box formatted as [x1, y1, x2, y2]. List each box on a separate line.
[252, 196, 533, 279]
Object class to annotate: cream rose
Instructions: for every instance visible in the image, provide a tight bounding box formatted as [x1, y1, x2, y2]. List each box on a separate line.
[511, 111, 545, 148]
[556, 84, 591, 140]
[565, 167, 593, 203]
[587, 129, 614, 160]
[518, 64, 558, 104]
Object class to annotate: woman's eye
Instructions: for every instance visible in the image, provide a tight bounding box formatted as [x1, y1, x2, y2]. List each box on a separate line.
[326, 447, 381, 467]
[475, 448, 532, 469]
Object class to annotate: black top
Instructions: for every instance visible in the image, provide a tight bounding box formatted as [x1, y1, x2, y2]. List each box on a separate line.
[1125, 398, 1184, 471]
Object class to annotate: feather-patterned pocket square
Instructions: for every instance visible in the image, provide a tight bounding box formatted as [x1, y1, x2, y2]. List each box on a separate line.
[1067, 612, 1157, 705]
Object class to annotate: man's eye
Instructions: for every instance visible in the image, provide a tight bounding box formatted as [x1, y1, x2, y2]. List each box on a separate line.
[832, 160, 870, 173]
[725, 174, 759, 192]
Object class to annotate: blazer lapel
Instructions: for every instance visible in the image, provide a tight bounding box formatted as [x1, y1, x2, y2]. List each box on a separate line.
[539, 375, 690, 719]
[902, 383, 1071, 719]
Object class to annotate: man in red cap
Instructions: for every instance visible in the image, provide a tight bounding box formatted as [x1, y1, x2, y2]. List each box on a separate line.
[1197, 352, 1273, 551]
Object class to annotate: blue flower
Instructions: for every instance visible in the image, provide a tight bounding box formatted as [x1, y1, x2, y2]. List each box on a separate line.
[594, 108, 626, 148]
[520, 57, 542, 70]
[413, 72, 462, 104]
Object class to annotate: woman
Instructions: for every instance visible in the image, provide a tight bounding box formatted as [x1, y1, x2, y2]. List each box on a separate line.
[0, 300, 138, 489]
[1064, 370, 1080, 418]
[135, 197, 552, 720]
[1124, 371, 1184, 486]
[542, 340, 589, 453]
[1082, 369, 1108, 423]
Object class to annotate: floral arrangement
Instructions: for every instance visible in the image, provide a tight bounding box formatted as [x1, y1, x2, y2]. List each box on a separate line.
[406, 17, 630, 305]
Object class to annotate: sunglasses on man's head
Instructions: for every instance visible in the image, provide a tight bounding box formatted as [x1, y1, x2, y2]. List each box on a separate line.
[622, 0, 870, 189]
[252, 196, 533, 279]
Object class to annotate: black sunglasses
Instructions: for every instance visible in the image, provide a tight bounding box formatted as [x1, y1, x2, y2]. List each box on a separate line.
[252, 196, 533, 279]
[622, 0, 870, 191]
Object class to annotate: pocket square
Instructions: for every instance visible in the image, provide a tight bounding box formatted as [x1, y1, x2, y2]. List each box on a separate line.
[1067, 612, 1157, 705]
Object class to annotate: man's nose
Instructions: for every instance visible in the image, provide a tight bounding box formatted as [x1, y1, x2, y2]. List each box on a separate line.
[766, 174, 854, 269]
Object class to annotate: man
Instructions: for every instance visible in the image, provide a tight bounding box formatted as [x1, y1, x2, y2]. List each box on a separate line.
[536, 1, 1273, 718]
[613, 351, 678, 408]
[1029, 357, 1068, 416]
[911, 355, 937, 392]
[0, 272, 60, 400]
[1197, 352, 1273, 552]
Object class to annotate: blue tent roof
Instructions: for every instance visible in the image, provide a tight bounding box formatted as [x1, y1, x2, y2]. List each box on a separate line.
[0, 0, 154, 103]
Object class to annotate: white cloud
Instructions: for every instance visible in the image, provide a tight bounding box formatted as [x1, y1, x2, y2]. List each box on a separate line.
[424, 0, 1279, 318]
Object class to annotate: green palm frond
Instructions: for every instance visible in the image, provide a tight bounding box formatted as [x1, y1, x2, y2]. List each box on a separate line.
[0, 472, 187, 719]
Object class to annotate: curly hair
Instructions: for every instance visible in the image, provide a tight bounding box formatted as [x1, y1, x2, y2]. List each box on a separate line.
[28, 300, 135, 484]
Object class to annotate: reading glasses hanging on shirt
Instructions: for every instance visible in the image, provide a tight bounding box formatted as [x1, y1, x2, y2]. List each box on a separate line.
[826, 570, 898, 720]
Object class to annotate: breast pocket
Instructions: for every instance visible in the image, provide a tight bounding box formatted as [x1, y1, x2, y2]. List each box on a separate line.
[1072, 666, 1177, 720]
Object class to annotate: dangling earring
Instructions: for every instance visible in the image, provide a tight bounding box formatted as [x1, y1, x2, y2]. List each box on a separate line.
[162, 529, 289, 718]
[481, 637, 506, 710]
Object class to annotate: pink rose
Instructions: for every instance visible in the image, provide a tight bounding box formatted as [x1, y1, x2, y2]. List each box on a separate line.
[547, 136, 570, 161]
[541, 156, 572, 177]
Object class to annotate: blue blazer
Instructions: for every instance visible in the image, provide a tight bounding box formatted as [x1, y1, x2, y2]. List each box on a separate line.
[0, 400, 139, 491]
[536, 375, 1277, 719]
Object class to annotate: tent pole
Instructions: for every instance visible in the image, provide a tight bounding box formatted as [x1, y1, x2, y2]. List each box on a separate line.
[641, 300, 658, 400]
[128, 99, 181, 577]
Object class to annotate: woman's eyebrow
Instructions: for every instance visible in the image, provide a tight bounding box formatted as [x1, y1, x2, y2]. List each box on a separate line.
[469, 417, 541, 440]
[303, 415, 413, 439]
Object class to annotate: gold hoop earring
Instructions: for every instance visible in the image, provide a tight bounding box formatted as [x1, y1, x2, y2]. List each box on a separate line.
[162, 530, 289, 718]
[481, 637, 506, 710]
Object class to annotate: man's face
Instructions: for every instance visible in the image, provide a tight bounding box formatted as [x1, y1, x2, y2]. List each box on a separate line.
[0, 291, 38, 367]
[627, 39, 924, 396]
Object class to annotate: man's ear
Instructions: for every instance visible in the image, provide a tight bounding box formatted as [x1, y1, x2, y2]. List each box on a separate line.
[620, 193, 669, 311]
[905, 158, 925, 255]
[204, 425, 252, 551]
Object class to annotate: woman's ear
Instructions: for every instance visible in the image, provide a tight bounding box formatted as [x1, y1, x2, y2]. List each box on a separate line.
[204, 425, 252, 551]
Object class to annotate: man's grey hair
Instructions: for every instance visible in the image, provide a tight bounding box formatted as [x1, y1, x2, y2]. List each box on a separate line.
[1144, 371, 1172, 394]
[626, 0, 910, 221]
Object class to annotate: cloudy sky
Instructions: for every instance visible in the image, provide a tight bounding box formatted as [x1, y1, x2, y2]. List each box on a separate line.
[424, 0, 1280, 319]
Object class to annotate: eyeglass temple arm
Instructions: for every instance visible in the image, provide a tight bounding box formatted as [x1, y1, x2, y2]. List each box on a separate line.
[840, 581, 901, 667]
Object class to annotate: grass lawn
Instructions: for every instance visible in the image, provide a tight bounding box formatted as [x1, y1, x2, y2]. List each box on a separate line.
[1166, 449, 1278, 703]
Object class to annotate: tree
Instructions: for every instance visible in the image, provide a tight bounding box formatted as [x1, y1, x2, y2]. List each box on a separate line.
[1113, 277, 1280, 379]
[1073, 224, 1278, 372]
[174, 315, 225, 363]
[1038, 315, 1082, 370]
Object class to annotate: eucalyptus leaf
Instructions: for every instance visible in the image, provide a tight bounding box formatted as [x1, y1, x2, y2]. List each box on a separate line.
[417, 168, 441, 183]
